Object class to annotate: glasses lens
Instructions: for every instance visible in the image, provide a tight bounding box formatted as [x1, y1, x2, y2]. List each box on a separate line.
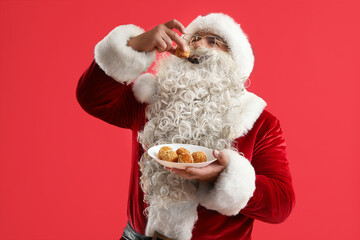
[188, 35, 227, 49]
[206, 36, 217, 47]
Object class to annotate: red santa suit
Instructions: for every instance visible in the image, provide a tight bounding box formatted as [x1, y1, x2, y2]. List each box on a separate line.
[76, 13, 295, 240]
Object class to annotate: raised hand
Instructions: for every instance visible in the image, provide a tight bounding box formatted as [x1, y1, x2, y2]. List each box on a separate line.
[127, 19, 188, 55]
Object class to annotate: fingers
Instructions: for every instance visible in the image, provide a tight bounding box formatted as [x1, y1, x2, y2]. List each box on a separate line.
[169, 168, 196, 180]
[155, 35, 171, 53]
[152, 19, 187, 53]
[185, 166, 213, 177]
[153, 28, 186, 53]
[164, 19, 186, 34]
[164, 27, 187, 52]
[137, 19, 186, 53]
[167, 45, 177, 55]
[161, 35, 174, 52]
[165, 150, 231, 182]
[168, 165, 221, 182]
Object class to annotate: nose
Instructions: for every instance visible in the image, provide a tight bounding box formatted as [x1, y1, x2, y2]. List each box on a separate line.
[192, 39, 206, 49]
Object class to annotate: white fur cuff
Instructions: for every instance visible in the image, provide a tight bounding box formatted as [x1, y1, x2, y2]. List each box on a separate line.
[94, 24, 156, 83]
[197, 149, 256, 216]
[133, 73, 159, 104]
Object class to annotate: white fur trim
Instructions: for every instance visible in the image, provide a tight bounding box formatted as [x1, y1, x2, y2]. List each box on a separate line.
[145, 201, 198, 240]
[185, 13, 254, 78]
[133, 73, 159, 103]
[94, 24, 156, 83]
[227, 90, 267, 140]
[197, 149, 256, 216]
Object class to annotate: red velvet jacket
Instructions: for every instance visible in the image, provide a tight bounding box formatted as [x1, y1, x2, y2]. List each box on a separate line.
[76, 60, 295, 240]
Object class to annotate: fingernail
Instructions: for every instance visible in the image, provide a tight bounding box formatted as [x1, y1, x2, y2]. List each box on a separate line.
[183, 45, 188, 51]
[214, 150, 220, 157]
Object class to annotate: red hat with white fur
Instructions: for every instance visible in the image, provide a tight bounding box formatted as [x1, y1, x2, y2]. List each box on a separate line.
[185, 13, 255, 78]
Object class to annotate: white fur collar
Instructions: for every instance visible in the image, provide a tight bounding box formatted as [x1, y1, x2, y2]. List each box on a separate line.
[227, 90, 267, 140]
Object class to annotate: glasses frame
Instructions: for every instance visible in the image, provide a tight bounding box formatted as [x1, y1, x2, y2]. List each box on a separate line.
[181, 34, 228, 49]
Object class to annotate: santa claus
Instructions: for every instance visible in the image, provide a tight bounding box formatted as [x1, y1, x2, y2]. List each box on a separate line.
[77, 13, 295, 240]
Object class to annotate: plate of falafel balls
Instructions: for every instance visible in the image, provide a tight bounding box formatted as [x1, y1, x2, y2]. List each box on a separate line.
[147, 144, 217, 169]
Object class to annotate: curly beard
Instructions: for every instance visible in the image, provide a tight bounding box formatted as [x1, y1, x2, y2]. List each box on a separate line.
[139, 47, 247, 149]
[137, 47, 248, 239]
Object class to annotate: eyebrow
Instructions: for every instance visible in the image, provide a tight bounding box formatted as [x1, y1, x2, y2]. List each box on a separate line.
[214, 36, 225, 42]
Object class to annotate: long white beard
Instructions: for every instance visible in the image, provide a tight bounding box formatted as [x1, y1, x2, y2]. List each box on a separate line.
[138, 47, 248, 240]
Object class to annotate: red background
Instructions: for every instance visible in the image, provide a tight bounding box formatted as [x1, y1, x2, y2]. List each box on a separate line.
[1, 0, 359, 239]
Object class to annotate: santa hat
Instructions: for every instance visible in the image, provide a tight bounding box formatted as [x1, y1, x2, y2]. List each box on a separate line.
[185, 13, 254, 78]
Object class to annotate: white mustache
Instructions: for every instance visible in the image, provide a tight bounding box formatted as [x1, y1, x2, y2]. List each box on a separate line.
[187, 47, 215, 64]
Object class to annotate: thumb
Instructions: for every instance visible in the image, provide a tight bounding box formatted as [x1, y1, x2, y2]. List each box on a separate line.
[213, 150, 229, 166]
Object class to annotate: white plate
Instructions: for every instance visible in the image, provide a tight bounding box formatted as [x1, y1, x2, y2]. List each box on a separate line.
[147, 144, 217, 169]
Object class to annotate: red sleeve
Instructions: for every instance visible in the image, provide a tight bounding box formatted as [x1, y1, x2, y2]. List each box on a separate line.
[76, 60, 145, 129]
[240, 117, 295, 223]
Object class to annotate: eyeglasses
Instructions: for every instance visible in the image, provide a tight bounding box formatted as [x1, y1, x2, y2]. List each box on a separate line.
[182, 34, 228, 49]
